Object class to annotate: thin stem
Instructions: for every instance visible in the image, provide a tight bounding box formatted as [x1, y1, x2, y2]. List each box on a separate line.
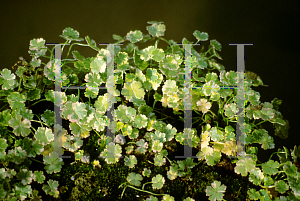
[65, 42, 90, 60]
[158, 37, 171, 46]
[203, 55, 214, 61]
[28, 157, 43, 164]
[126, 185, 167, 197]
[154, 39, 160, 49]
[152, 100, 157, 109]
[114, 40, 125, 45]
[152, 109, 176, 120]
[0, 103, 8, 111]
[29, 99, 47, 108]
[256, 120, 268, 126]
[147, 91, 150, 104]
[204, 47, 213, 56]
[209, 110, 218, 119]
[31, 119, 48, 127]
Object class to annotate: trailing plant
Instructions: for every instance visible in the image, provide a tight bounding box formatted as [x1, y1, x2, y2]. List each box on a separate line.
[0, 21, 299, 201]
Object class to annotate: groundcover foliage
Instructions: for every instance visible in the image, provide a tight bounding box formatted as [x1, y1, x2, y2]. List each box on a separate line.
[0, 21, 299, 200]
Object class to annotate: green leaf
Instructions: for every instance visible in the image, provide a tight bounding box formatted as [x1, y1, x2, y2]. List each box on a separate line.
[0, 138, 8, 160]
[139, 46, 155, 61]
[99, 142, 122, 164]
[260, 133, 275, 150]
[162, 194, 175, 201]
[249, 168, 264, 185]
[234, 157, 256, 177]
[135, 68, 147, 83]
[210, 127, 224, 142]
[13, 183, 33, 200]
[25, 88, 41, 101]
[41, 109, 55, 127]
[183, 198, 196, 201]
[146, 68, 163, 90]
[90, 57, 106, 74]
[34, 127, 54, 146]
[33, 171, 46, 184]
[9, 114, 31, 137]
[283, 161, 298, 178]
[61, 102, 87, 123]
[115, 105, 136, 124]
[152, 140, 163, 153]
[60, 27, 83, 41]
[154, 154, 166, 166]
[271, 97, 282, 111]
[275, 180, 289, 194]
[22, 138, 43, 158]
[72, 50, 85, 60]
[159, 54, 183, 78]
[269, 117, 286, 125]
[133, 114, 148, 129]
[274, 119, 289, 139]
[0, 69, 16, 90]
[147, 21, 164, 24]
[85, 35, 100, 51]
[206, 150, 222, 166]
[125, 145, 134, 154]
[121, 81, 145, 102]
[224, 103, 238, 119]
[205, 180, 226, 201]
[28, 38, 47, 57]
[127, 172, 143, 186]
[162, 80, 178, 95]
[0, 168, 7, 179]
[43, 152, 64, 174]
[17, 169, 33, 185]
[62, 134, 83, 152]
[291, 145, 300, 160]
[210, 40, 222, 51]
[151, 48, 165, 62]
[142, 168, 151, 177]
[248, 188, 260, 200]
[193, 30, 209, 41]
[152, 174, 165, 189]
[147, 23, 166, 37]
[29, 38, 46, 51]
[126, 30, 143, 43]
[136, 139, 148, 154]
[7, 146, 27, 165]
[167, 164, 178, 180]
[113, 34, 123, 41]
[42, 179, 60, 198]
[134, 49, 149, 70]
[124, 42, 137, 54]
[261, 160, 280, 175]
[124, 155, 138, 168]
[7, 92, 26, 110]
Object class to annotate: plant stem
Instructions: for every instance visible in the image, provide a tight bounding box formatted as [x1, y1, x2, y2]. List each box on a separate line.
[29, 99, 47, 108]
[152, 109, 176, 120]
[0, 103, 8, 111]
[256, 120, 267, 126]
[28, 157, 43, 164]
[158, 37, 171, 46]
[127, 185, 167, 197]
[31, 119, 48, 127]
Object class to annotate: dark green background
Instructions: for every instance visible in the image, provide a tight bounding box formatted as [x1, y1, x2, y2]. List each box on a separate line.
[0, 1, 299, 162]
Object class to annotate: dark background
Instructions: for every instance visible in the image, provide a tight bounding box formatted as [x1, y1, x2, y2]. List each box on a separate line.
[0, 1, 299, 162]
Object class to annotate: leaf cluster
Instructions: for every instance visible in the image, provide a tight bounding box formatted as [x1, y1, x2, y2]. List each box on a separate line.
[0, 21, 298, 200]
